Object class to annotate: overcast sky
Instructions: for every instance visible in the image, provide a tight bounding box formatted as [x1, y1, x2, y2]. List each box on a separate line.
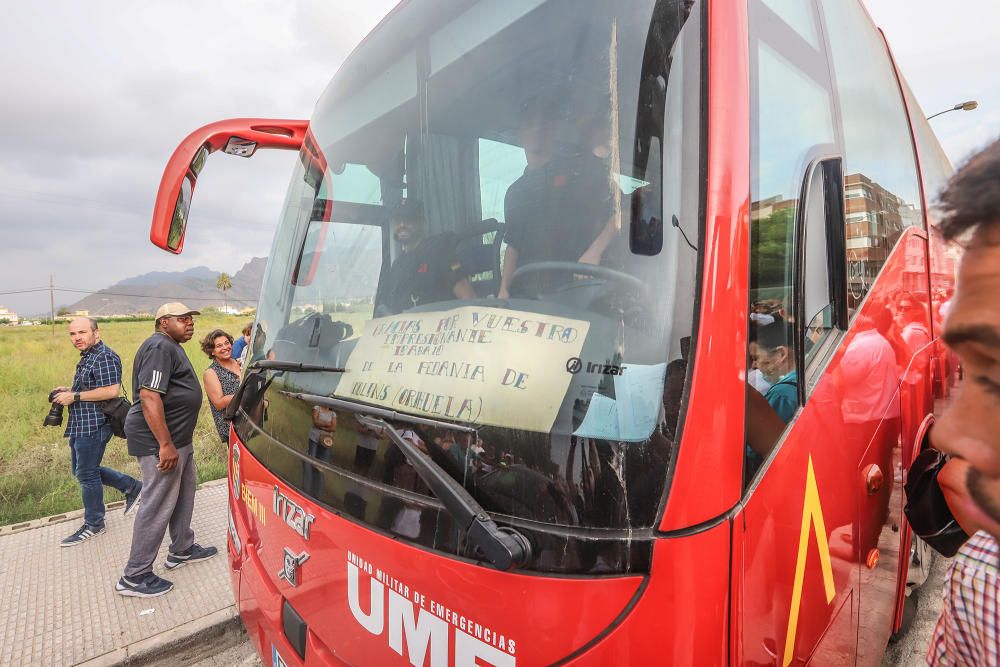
[0, 0, 996, 316]
[0, 1, 397, 316]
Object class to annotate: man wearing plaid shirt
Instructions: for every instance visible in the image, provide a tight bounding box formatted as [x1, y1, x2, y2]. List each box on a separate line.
[928, 531, 999, 666]
[52, 317, 141, 547]
[919, 138, 1000, 664]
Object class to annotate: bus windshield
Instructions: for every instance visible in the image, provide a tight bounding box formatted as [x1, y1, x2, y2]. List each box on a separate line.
[243, 0, 703, 572]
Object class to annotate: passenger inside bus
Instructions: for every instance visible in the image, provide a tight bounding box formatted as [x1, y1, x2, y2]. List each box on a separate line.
[744, 328, 795, 479]
[497, 96, 622, 299]
[750, 321, 799, 423]
[373, 199, 476, 315]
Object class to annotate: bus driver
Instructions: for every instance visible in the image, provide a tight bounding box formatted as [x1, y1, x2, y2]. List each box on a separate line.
[374, 199, 476, 316]
[497, 97, 621, 299]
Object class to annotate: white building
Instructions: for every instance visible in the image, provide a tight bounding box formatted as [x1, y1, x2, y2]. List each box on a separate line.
[0, 307, 20, 325]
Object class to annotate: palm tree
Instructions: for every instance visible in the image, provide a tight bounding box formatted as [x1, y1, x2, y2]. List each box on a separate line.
[216, 273, 233, 313]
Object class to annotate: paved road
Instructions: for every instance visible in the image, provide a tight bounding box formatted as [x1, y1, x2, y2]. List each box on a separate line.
[883, 553, 947, 666]
[190, 638, 261, 666]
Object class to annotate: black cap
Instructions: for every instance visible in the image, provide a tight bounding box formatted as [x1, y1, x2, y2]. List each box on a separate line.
[391, 198, 425, 222]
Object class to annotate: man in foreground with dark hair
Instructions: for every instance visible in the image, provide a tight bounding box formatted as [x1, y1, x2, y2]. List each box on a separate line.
[910, 138, 1000, 665]
[52, 317, 141, 546]
[931, 138, 1000, 535]
[116, 303, 217, 598]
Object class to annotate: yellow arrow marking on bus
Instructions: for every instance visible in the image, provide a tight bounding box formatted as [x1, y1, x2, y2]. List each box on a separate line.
[782, 455, 836, 667]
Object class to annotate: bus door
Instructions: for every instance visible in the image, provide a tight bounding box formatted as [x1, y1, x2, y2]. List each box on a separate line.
[735, 1, 935, 665]
[734, 2, 857, 664]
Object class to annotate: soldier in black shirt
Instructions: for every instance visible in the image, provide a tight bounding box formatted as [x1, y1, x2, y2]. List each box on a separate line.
[500, 154, 618, 294]
[374, 199, 476, 315]
[498, 98, 620, 299]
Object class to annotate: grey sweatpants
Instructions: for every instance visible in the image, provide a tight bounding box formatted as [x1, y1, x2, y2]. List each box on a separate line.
[123, 446, 196, 578]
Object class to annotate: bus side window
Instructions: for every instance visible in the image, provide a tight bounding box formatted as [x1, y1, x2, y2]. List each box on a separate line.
[745, 0, 837, 486]
[819, 0, 925, 312]
[801, 158, 848, 386]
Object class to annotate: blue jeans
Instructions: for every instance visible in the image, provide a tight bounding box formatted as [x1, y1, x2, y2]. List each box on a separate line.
[69, 423, 140, 528]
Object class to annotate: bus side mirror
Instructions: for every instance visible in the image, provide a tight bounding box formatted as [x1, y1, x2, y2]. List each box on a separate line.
[629, 185, 665, 256]
[150, 118, 310, 254]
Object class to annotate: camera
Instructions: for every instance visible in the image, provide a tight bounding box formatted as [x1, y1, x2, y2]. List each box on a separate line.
[44, 389, 65, 427]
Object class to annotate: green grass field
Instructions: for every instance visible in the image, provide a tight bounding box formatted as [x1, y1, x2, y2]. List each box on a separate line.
[0, 314, 251, 526]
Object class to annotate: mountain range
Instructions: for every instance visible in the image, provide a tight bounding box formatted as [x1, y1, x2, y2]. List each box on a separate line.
[67, 257, 267, 316]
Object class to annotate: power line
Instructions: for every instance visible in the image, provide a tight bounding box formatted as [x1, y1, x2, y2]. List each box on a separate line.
[0, 286, 256, 305]
[52, 287, 255, 303]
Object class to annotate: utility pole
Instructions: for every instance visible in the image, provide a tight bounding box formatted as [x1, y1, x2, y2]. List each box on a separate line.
[50, 274, 55, 338]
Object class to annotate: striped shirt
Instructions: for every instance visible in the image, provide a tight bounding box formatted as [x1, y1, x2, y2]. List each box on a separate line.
[65, 341, 122, 438]
[928, 531, 999, 666]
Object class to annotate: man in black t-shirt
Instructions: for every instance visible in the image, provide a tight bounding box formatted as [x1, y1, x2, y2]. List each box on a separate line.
[500, 155, 617, 290]
[116, 303, 217, 598]
[374, 199, 476, 315]
[497, 100, 620, 299]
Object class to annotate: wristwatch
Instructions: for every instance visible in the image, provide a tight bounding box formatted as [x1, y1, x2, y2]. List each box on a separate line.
[74, 392, 81, 403]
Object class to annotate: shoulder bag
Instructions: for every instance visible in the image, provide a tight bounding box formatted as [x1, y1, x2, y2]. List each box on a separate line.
[903, 446, 970, 557]
[99, 383, 131, 440]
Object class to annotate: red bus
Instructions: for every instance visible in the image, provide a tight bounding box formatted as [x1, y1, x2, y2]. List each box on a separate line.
[148, 0, 958, 664]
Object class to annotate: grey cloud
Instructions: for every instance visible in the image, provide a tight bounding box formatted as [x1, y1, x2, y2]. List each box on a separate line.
[0, 0, 395, 315]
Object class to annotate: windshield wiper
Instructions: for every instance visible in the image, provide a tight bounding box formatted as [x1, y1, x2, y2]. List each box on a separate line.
[282, 391, 532, 571]
[358, 415, 532, 571]
[224, 360, 347, 420]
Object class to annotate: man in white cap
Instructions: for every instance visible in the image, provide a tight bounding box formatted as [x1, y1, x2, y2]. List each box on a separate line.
[116, 303, 217, 597]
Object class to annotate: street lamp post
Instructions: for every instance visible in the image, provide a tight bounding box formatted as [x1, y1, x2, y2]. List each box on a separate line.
[927, 100, 978, 120]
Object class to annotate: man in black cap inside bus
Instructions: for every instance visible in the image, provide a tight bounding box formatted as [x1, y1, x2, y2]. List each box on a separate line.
[374, 199, 476, 316]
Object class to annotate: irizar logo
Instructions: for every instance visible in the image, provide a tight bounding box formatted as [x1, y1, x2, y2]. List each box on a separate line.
[565, 357, 626, 375]
[347, 555, 516, 666]
[585, 361, 625, 375]
[273, 486, 315, 540]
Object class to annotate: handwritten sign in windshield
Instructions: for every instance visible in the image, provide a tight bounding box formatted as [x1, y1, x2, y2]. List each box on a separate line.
[335, 306, 590, 433]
